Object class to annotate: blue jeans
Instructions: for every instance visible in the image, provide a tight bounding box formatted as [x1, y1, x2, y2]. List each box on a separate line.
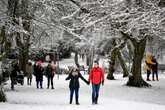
[92, 84, 100, 103]
[70, 88, 79, 103]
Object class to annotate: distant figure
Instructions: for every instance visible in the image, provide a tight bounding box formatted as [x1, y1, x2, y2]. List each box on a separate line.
[10, 60, 20, 90]
[46, 61, 55, 89]
[66, 67, 89, 105]
[34, 61, 44, 89]
[151, 56, 159, 81]
[88, 61, 104, 104]
[26, 62, 33, 85]
[144, 54, 155, 81]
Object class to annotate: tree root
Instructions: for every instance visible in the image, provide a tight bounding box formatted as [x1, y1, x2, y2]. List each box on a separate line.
[126, 76, 151, 87]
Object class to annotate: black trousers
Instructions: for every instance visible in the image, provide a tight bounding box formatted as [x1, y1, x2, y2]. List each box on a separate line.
[152, 71, 158, 80]
[10, 77, 16, 90]
[47, 76, 54, 89]
[147, 70, 151, 79]
[36, 80, 43, 88]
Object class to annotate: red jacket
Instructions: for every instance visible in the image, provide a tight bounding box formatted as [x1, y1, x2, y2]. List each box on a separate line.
[88, 67, 104, 84]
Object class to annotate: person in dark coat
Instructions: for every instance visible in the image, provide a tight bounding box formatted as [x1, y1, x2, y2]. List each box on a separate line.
[151, 57, 159, 81]
[66, 67, 89, 105]
[46, 61, 54, 89]
[10, 60, 20, 90]
[35, 61, 44, 89]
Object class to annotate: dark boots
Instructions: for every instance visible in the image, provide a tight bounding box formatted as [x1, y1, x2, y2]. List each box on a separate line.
[70, 96, 73, 104]
[70, 96, 79, 105]
[76, 96, 80, 105]
[95, 96, 98, 104]
[92, 96, 98, 104]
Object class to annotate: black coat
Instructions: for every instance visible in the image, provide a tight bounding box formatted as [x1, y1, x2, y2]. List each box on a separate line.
[35, 65, 44, 81]
[10, 64, 20, 78]
[151, 59, 158, 72]
[46, 65, 54, 77]
[66, 71, 88, 89]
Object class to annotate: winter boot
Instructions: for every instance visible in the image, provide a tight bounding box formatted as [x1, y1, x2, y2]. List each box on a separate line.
[92, 95, 95, 104]
[70, 97, 73, 104]
[76, 101, 80, 105]
[152, 77, 155, 81]
[95, 96, 98, 104]
[76, 97, 80, 105]
[146, 78, 151, 81]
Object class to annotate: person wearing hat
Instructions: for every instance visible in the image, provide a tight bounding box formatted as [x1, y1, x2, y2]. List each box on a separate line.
[88, 61, 104, 104]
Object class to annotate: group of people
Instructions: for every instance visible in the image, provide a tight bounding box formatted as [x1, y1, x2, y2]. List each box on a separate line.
[10, 59, 105, 105]
[66, 61, 104, 105]
[33, 60, 56, 89]
[26, 60, 105, 105]
[10, 60, 56, 90]
[144, 54, 159, 81]
[9, 53, 160, 105]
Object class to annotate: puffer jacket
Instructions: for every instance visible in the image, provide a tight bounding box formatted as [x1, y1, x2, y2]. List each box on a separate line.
[88, 67, 104, 85]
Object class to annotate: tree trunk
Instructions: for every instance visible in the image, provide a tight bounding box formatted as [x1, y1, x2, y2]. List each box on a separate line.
[0, 62, 6, 102]
[74, 52, 80, 68]
[127, 40, 134, 72]
[88, 47, 94, 74]
[126, 37, 151, 87]
[10, 0, 31, 74]
[117, 51, 129, 77]
[0, 26, 7, 102]
[0, 85, 6, 102]
[107, 60, 115, 80]
[107, 38, 128, 80]
[107, 39, 117, 80]
[18, 47, 29, 74]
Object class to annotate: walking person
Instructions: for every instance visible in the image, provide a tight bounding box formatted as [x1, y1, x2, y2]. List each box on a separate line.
[66, 67, 89, 105]
[10, 60, 20, 90]
[26, 62, 33, 85]
[88, 61, 104, 104]
[151, 56, 159, 81]
[35, 61, 44, 89]
[46, 61, 55, 89]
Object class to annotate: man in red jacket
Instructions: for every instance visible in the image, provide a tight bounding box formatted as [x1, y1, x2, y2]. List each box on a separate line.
[88, 61, 104, 104]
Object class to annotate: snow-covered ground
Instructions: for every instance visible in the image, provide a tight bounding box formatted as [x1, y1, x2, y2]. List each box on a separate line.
[0, 74, 165, 110]
[1, 55, 165, 110]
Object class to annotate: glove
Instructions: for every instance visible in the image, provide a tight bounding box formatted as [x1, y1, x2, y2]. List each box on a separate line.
[102, 80, 104, 86]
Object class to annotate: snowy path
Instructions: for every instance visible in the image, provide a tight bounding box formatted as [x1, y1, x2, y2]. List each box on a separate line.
[0, 74, 165, 110]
